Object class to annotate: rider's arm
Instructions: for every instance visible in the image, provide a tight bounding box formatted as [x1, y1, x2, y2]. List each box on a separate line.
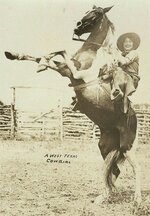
[118, 50, 138, 65]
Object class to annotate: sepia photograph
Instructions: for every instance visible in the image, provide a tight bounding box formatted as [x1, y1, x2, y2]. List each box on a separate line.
[0, 0, 150, 215]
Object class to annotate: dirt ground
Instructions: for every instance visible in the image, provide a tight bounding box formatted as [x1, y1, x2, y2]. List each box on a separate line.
[0, 138, 150, 216]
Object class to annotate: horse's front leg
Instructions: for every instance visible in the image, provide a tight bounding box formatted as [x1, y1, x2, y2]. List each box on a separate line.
[124, 148, 142, 208]
[5, 51, 41, 63]
[60, 50, 91, 80]
[58, 51, 80, 78]
[4, 51, 58, 73]
[36, 51, 69, 73]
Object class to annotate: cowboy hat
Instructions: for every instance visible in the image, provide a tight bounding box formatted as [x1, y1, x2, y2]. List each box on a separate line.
[117, 32, 140, 51]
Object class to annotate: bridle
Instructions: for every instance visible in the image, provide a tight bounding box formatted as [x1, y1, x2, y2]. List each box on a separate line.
[72, 14, 105, 47]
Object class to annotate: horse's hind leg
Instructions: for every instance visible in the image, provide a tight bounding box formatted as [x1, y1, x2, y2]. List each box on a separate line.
[98, 130, 120, 182]
[124, 147, 141, 208]
[95, 130, 120, 204]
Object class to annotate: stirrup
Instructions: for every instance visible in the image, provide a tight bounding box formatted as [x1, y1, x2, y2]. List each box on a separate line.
[111, 90, 124, 102]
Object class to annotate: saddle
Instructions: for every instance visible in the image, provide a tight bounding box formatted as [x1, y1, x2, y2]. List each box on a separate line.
[99, 67, 131, 114]
[71, 67, 131, 114]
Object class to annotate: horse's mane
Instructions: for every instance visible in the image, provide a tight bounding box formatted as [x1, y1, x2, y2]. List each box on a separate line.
[79, 20, 118, 83]
[101, 16, 116, 52]
[107, 19, 115, 34]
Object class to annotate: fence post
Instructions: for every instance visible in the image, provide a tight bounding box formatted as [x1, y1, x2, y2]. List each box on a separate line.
[42, 117, 45, 138]
[58, 98, 63, 141]
[92, 123, 96, 141]
[10, 87, 16, 139]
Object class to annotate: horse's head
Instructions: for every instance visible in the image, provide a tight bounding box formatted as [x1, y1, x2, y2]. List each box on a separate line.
[73, 5, 113, 38]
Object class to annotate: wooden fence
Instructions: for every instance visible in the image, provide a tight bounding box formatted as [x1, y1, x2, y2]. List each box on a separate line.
[15, 108, 62, 140]
[0, 105, 150, 143]
[0, 105, 12, 138]
[63, 108, 98, 140]
[63, 107, 150, 143]
[136, 109, 150, 144]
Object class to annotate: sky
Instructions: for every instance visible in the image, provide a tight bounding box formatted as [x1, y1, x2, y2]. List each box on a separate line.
[0, 0, 150, 110]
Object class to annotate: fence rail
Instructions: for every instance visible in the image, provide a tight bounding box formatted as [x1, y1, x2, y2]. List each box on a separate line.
[15, 109, 61, 140]
[0, 105, 150, 143]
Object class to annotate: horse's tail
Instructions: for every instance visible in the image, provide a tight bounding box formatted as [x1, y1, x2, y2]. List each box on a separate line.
[105, 149, 125, 189]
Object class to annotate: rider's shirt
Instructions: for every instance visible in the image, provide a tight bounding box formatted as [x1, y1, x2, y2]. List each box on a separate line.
[118, 50, 140, 88]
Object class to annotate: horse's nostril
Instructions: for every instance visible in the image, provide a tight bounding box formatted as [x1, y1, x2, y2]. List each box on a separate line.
[77, 21, 82, 27]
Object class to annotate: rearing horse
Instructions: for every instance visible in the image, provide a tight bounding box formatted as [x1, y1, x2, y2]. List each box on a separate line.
[5, 5, 141, 209]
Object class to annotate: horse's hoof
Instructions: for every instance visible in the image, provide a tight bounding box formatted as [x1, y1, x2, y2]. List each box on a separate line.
[51, 50, 66, 57]
[5, 51, 17, 60]
[133, 199, 142, 209]
[37, 65, 48, 73]
[132, 204, 140, 215]
[93, 195, 107, 205]
[133, 194, 142, 207]
[132, 197, 142, 214]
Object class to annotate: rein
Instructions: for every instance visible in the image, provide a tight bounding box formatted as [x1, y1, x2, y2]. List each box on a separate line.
[72, 34, 102, 47]
[70, 77, 102, 91]
[69, 77, 110, 98]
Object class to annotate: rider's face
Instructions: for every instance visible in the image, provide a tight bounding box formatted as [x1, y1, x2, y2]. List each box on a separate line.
[123, 37, 134, 52]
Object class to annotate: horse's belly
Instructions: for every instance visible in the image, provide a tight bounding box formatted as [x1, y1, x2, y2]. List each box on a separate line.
[79, 84, 114, 112]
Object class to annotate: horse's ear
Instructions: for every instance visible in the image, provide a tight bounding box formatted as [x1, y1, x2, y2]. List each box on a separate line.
[103, 6, 113, 13]
[93, 5, 97, 9]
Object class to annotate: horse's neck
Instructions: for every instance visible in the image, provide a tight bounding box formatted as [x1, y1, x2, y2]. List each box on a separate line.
[79, 15, 110, 53]
[73, 27, 114, 75]
[72, 29, 117, 83]
[69, 16, 117, 83]
[72, 16, 112, 71]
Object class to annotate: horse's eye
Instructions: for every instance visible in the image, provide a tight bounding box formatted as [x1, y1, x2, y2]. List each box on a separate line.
[85, 10, 89, 14]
